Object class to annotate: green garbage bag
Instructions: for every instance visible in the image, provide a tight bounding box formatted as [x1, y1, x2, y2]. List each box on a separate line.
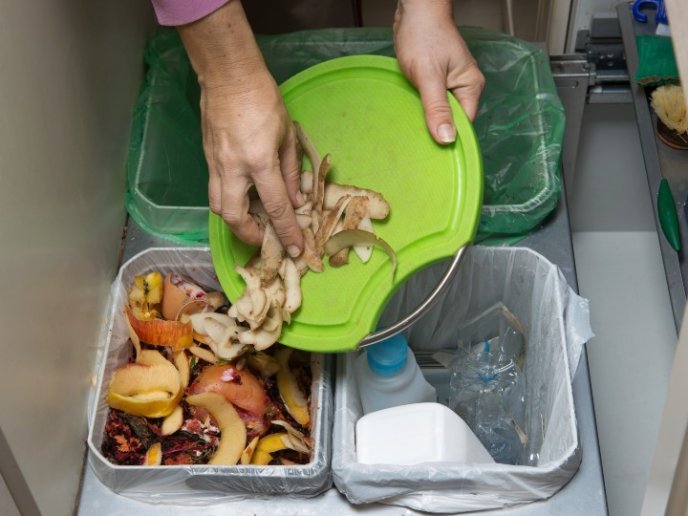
[126, 27, 563, 243]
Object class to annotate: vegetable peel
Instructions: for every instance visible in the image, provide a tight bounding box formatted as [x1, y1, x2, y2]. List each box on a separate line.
[324, 229, 397, 277]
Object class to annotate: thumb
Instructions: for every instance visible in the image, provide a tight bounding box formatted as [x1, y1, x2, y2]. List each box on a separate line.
[416, 74, 455, 145]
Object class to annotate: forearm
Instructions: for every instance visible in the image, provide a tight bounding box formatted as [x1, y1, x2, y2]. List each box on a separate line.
[173, 0, 302, 250]
[177, 0, 267, 91]
[396, 0, 452, 19]
[151, 0, 230, 26]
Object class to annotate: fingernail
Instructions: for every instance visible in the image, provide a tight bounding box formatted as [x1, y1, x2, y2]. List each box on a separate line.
[296, 191, 305, 206]
[438, 124, 456, 144]
[287, 245, 301, 258]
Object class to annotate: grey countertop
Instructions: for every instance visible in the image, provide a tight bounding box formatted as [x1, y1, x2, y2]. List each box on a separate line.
[78, 175, 607, 514]
[618, 3, 688, 331]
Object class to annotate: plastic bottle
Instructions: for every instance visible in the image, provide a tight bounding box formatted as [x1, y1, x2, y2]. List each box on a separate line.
[355, 333, 437, 415]
[449, 339, 526, 465]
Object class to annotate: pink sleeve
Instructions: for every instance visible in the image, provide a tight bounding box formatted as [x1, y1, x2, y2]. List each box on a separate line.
[150, 0, 230, 26]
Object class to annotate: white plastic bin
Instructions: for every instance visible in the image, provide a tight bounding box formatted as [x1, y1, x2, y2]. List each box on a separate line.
[87, 248, 333, 504]
[332, 246, 592, 513]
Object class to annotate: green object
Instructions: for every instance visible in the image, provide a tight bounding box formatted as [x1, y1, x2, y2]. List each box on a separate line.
[209, 56, 483, 352]
[634, 35, 680, 87]
[125, 27, 563, 243]
[658, 179, 681, 252]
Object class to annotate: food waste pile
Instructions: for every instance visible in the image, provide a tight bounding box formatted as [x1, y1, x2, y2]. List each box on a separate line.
[103, 271, 314, 467]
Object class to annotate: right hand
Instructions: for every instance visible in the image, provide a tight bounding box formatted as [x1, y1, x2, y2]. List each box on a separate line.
[201, 73, 304, 255]
[178, 1, 304, 255]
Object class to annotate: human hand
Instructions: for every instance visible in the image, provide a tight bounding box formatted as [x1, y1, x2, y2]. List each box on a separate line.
[393, 0, 485, 144]
[178, 1, 303, 255]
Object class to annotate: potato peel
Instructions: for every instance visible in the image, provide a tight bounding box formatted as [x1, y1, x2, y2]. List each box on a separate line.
[294, 122, 321, 174]
[324, 229, 397, 276]
[353, 217, 374, 263]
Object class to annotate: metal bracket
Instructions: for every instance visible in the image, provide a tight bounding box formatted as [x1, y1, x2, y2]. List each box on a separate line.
[550, 55, 595, 198]
[549, 14, 634, 198]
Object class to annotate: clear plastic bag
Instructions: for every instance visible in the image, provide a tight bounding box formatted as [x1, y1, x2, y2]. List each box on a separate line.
[332, 246, 594, 513]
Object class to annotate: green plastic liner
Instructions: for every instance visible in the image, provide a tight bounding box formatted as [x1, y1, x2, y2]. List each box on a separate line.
[125, 27, 564, 243]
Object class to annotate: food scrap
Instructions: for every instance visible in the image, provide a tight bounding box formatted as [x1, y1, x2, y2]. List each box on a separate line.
[101, 272, 314, 467]
[232, 123, 396, 350]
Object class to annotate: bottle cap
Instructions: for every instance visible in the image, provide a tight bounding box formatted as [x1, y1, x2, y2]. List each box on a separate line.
[367, 333, 408, 376]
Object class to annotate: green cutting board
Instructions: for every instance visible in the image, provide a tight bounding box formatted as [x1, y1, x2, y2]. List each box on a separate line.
[210, 55, 482, 352]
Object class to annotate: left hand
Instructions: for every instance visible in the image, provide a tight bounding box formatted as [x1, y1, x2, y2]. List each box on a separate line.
[393, 0, 485, 144]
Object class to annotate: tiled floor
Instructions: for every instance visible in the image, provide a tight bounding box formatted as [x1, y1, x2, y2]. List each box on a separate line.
[570, 103, 677, 516]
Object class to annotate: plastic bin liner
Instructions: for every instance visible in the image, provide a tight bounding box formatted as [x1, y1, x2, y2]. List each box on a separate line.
[126, 27, 563, 242]
[87, 248, 333, 504]
[332, 246, 593, 513]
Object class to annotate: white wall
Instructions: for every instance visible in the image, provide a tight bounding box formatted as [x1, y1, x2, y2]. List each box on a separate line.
[642, 307, 688, 514]
[0, 2, 152, 514]
[0, 475, 20, 516]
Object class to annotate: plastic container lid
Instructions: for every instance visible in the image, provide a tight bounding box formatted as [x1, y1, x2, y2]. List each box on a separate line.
[366, 334, 408, 376]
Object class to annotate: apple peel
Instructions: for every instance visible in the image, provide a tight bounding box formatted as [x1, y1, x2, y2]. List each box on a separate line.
[161, 405, 184, 436]
[125, 306, 193, 353]
[107, 358, 182, 418]
[275, 348, 310, 427]
[125, 312, 142, 362]
[186, 392, 247, 465]
[188, 364, 268, 417]
[174, 351, 190, 389]
[240, 436, 260, 465]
